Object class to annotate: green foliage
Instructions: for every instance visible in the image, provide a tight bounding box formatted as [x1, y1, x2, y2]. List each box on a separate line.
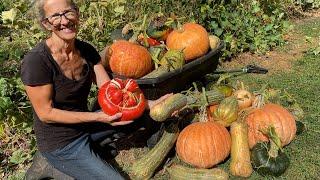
[0, 77, 34, 179]
[0, 1, 47, 77]
[76, 0, 127, 50]
[199, 0, 291, 58]
[75, 0, 199, 51]
[294, 0, 320, 10]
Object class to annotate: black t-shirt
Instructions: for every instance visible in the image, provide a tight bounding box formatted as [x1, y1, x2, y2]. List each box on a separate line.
[21, 39, 100, 152]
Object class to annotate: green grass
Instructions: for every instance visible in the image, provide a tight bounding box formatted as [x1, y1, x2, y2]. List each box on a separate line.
[295, 19, 320, 37]
[226, 18, 320, 179]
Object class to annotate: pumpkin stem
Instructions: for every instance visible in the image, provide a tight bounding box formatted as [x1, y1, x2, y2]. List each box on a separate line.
[252, 93, 265, 109]
[256, 84, 282, 104]
[142, 14, 150, 47]
[202, 87, 209, 107]
[192, 82, 199, 92]
[254, 84, 282, 104]
[216, 73, 232, 85]
[198, 88, 209, 123]
[240, 81, 245, 90]
[237, 107, 254, 123]
[267, 126, 282, 158]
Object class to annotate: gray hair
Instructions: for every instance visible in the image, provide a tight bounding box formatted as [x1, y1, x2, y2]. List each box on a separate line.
[37, 0, 78, 21]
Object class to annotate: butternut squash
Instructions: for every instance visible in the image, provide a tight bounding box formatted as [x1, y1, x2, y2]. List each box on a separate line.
[229, 121, 253, 177]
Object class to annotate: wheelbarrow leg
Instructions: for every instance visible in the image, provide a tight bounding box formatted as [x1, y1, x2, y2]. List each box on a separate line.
[25, 151, 74, 180]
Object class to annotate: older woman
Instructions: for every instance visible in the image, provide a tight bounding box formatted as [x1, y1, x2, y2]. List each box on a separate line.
[21, 0, 170, 179]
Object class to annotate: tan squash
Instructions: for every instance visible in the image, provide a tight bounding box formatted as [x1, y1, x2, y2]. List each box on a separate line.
[233, 81, 253, 110]
[229, 121, 253, 177]
[167, 164, 229, 180]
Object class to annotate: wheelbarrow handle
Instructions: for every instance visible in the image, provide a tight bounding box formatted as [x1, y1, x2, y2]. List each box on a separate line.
[244, 65, 268, 74]
[213, 65, 268, 74]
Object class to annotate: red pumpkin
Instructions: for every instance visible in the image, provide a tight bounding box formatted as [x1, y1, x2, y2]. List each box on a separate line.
[108, 40, 152, 78]
[176, 121, 231, 168]
[246, 103, 296, 148]
[166, 23, 209, 62]
[98, 78, 146, 121]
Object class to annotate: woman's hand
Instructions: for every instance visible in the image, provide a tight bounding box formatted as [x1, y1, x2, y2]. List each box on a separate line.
[147, 93, 173, 110]
[95, 111, 133, 126]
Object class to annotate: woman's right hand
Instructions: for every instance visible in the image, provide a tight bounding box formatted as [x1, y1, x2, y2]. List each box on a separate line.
[95, 111, 133, 126]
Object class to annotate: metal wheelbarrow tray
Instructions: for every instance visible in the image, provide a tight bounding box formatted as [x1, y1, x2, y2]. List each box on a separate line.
[108, 42, 225, 100]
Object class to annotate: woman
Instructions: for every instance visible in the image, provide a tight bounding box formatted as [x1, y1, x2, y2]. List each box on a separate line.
[21, 0, 170, 179]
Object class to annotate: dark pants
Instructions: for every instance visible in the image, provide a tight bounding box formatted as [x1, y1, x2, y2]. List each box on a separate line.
[39, 114, 162, 180]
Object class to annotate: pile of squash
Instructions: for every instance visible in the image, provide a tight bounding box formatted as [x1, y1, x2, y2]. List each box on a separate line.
[129, 79, 305, 179]
[102, 13, 221, 79]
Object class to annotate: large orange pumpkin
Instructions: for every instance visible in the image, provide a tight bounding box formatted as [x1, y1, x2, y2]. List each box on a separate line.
[108, 40, 152, 78]
[246, 103, 296, 149]
[166, 23, 209, 62]
[176, 121, 231, 168]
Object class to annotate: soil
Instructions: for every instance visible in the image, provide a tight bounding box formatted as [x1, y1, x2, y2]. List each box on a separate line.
[220, 15, 319, 75]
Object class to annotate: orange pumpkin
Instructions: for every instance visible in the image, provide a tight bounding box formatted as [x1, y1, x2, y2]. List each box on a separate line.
[246, 103, 296, 149]
[207, 104, 219, 121]
[176, 121, 231, 168]
[108, 40, 152, 78]
[166, 23, 209, 62]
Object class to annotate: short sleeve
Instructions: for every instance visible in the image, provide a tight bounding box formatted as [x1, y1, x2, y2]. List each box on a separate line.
[77, 40, 101, 65]
[21, 52, 53, 86]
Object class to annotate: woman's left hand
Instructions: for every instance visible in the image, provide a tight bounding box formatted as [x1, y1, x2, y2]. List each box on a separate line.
[147, 93, 173, 110]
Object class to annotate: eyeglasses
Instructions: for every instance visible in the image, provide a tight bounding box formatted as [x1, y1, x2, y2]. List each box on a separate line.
[43, 9, 78, 26]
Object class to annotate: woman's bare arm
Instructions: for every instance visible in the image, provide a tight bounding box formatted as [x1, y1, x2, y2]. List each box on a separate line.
[24, 84, 125, 125]
[93, 62, 110, 88]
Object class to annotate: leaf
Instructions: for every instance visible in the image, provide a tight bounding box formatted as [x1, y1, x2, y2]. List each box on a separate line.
[210, 21, 219, 29]
[114, 6, 125, 14]
[264, 24, 273, 31]
[0, 97, 13, 111]
[0, 122, 4, 137]
[214, 28, 223, 37]
[79, 4, 87, 13]
[1, 8, 18, 23]
[7, 171, 26, 180]
[9, 150, 28, 164]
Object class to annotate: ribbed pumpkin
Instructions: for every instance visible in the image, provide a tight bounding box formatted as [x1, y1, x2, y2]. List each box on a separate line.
[211, 96, 239, 127]
[176, 121, 231, 168]
[108, 40, 152, 78]
[246, 103, 297, 149]
[166, 23, 209, 62]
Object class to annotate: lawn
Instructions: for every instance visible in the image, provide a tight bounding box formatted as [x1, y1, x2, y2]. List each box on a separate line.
[226, 17, 320, 179]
